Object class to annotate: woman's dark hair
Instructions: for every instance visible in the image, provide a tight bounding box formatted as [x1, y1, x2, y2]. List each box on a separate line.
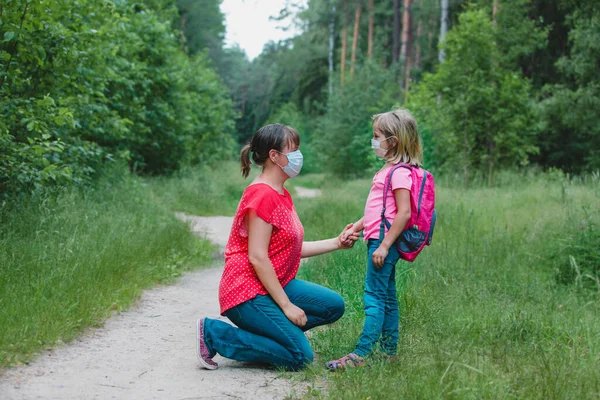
[240, 124, 300, 178]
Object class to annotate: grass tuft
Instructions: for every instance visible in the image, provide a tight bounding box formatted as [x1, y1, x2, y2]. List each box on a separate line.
[0, 169, 214, 367]
[294, 172, 600, 399]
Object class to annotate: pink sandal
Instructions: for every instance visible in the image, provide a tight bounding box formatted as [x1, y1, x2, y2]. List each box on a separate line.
[325, 353, 365, 371]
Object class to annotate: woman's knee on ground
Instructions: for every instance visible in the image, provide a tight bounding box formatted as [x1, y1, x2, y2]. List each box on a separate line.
[288, 341, 314, 371]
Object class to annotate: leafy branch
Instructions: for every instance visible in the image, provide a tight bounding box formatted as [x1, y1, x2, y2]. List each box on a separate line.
[0, 1, 30, 94]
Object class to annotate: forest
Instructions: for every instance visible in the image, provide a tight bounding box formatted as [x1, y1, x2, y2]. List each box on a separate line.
[1, 0, 599, 198]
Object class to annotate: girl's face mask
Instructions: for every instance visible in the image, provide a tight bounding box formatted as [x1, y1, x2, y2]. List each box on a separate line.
[371, 137, 393, 157]
[276, 150, 303, 178]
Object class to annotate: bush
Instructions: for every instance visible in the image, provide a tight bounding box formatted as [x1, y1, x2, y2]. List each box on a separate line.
[408, 8, 539, 186]
[313, 62, 398, 178]
[0, 0, 235, 198]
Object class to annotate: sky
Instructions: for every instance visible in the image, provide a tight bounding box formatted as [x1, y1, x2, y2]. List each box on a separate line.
[220, 0, 306, 60]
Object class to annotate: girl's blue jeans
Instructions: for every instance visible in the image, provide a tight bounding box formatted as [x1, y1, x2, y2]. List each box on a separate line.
[354, 239, 402, 356]
[203, 279, 345, 371]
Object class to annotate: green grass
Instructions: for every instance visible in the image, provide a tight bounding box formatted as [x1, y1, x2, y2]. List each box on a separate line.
[290, 173, 328, 189]
[2, 162, 599, 399]
[292, 172, 600, 399]
[147, 162, 257, 216]
[147, 162, 327, 215]
[0, 169, 215, 367]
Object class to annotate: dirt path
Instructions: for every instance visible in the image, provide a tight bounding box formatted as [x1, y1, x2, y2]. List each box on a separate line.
[292, 186, 321, 198]
[0, 187, 321, 400]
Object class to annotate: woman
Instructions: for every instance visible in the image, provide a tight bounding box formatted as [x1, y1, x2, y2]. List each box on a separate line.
[196, 124, 358, 371]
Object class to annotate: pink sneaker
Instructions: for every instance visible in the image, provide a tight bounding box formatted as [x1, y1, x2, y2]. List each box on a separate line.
[196, 318, 218, 370]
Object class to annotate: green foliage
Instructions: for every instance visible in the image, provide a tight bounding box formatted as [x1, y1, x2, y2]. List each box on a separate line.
[147, 162, 254, 216]
[554, 221, 600, 292]
[490, 0, 548, 68]
[232, 37, 329, 143]
[0, 0, 234, 198]
[267, 102, 322, 174]
[538, 4, 600, 173]
[409, 8, 539, 185]
[176, 0, 225, 60]
[314, 62, 398, 178]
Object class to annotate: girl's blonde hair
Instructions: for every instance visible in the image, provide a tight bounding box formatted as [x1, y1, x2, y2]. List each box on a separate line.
[372, 109, 422, 166]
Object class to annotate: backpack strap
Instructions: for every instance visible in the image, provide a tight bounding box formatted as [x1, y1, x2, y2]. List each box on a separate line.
[380, 163, 412, 239]
[416, 170, 428, 220]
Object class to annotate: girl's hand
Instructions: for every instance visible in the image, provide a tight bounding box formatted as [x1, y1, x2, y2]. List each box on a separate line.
[338, 223, 360, 249]
[283, 303, 307, 327]
[372, 245, 389, 268]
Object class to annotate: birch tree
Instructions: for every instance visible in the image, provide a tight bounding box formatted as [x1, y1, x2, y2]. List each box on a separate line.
[439, 0, 448, 62]
[393, 0, 401, 64]
[340, 0, 348, 88]
[350, 2, 361, 78]
[329, 3, 336, 94]
[368, 0, 374, 59]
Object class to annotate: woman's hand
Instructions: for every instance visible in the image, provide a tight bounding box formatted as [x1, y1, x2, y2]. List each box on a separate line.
[372, 244, 389, 268]
[338, 223, 360, 249]
[283, 303, 307, 327]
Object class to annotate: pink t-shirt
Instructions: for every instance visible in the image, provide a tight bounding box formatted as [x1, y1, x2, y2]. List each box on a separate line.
[363, 165, 412, 241]
[219, 184, 304, 315]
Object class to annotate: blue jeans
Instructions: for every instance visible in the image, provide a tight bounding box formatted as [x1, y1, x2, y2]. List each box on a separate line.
[203, 279, 345, 371]
[354, 239, 402, 356]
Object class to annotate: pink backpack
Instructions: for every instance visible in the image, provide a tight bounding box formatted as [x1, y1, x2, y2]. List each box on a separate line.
[380, 163, 436, 262]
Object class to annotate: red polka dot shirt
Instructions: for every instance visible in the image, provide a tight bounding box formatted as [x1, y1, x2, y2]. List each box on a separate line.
[219, 183, 304, 315]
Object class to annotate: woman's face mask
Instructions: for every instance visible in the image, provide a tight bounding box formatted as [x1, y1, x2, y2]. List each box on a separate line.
[276, 150, 303, 178]
[371, 137, 393, 157]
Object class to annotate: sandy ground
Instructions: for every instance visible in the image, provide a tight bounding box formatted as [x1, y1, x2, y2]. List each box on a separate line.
[0, 188, 323, 400]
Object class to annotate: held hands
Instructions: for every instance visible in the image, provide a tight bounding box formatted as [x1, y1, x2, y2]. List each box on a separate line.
[372, 244, 389, 268]
[338, 223, 360, 249]
[283, 303, 307, 327]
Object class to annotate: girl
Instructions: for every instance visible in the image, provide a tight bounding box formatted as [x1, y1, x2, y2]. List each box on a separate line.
[326, 109, 423, 370]
[196, 123, 360, 371]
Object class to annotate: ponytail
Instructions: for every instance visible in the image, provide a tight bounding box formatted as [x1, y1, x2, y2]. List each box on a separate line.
[240, 124, 300, 178]
[240, 143, 252, 178]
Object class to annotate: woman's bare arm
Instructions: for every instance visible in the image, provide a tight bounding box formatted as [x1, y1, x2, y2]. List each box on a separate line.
[301, 223, 360, 258]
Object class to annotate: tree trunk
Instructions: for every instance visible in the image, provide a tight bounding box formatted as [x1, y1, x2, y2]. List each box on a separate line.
[439, 0, 448, 63]
[400, 0, 411, 62]
[350, 4, 361, 78]
[368, 0, 374, 59]
[492, 0, 500, 20]
[400, 0, 412, 92]
[340, 0, 348, 88]
[329, 4, 336, 95]
[404, 7, 413, 93]
[392, 0, 401, 65]
[414, 0, 423, 69]
[240, 84, 248, 116]
[383, 20, 390, 68]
